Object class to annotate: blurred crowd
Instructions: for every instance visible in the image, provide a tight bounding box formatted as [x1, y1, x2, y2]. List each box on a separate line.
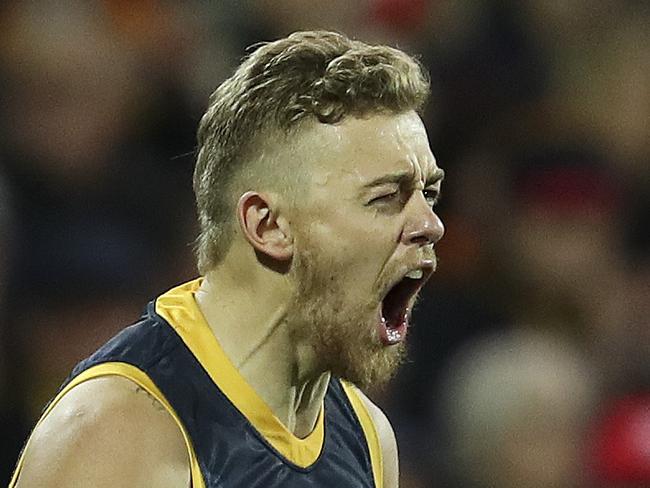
[0, 1, 648, 486]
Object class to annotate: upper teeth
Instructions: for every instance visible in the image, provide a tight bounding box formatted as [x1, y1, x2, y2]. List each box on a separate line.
[405, 269, 423, 279]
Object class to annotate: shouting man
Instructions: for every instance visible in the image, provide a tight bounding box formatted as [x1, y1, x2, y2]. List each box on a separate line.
[12, 30, 444, 487]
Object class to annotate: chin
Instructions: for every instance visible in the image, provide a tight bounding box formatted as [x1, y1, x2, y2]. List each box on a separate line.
[327, 339, 405, 390]
[289, 248, 407, 388]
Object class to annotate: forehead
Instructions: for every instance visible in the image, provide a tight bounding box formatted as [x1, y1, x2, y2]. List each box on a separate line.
[300, 111, 439, 188]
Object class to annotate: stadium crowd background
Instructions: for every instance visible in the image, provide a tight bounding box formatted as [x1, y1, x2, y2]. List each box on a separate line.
[0, 1, 648, 486]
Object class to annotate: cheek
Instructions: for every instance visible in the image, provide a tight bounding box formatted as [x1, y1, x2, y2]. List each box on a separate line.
[304, 213, 398, 292]
[310, 211, 396, 257]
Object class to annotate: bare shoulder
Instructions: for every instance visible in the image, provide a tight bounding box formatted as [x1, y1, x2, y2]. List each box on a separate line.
[354, 387, 399, 488]
[14, 376, 190, 488]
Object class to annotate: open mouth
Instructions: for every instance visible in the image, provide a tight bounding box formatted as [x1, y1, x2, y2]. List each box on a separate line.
[378, 269, 429, 346]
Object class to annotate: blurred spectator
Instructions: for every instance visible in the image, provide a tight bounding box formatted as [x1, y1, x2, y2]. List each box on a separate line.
[0, 1, 648, 486]
[521, 0, 650, 171]
[436, 329, 598, 488]
[508, 147, 625, 332]
[587, 394, 650, 488]
[0, 170, 29, 486]
[0, 0, 200, 431]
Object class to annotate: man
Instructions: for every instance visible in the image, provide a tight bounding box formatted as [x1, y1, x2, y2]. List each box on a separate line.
[438, 330, 596, 488]
[11, 30, 444, 487]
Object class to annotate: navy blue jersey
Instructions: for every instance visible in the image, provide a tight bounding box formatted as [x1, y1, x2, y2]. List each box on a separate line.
[11, 279, 383, 487]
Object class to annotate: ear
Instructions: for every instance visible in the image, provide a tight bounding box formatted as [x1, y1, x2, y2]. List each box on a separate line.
[236, 191, 293, 261]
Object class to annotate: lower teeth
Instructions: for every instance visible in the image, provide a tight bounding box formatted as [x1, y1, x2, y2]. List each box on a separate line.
[386, 328, 402, 343]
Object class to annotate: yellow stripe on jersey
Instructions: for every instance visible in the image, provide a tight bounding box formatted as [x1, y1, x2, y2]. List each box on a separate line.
[340, 380, 384, 488]
[155, 279, 326, 468]
[9, 362, 205, 488]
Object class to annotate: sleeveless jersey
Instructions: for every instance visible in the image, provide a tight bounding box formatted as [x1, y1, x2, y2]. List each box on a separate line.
[10, 279, 383, 488]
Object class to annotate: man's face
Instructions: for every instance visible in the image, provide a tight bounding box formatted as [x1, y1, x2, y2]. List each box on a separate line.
[286, 111, 444, 388]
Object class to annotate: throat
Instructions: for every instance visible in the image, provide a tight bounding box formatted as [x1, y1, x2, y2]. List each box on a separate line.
[195, 274, 329, 438]
[231, 322, 330, 437]
[287, 372, 331, 438]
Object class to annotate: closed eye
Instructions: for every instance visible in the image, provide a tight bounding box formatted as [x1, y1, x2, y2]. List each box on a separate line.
[369, 191, 399, 205]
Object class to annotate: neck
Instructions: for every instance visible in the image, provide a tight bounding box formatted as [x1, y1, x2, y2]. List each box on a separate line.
[195, 253, 329, 438]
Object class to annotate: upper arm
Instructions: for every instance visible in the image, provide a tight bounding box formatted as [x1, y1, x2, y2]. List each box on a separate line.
[14, 376, 190, 488]
[356, 389, 399, 488]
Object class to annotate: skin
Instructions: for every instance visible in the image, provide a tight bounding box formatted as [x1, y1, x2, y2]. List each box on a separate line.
[14, 110, 443, 487]
[199, 110, 444, 481]
[14, 377, 190, 487]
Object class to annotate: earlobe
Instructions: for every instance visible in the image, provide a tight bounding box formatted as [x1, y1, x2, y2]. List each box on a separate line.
[237, 191, 293, 261]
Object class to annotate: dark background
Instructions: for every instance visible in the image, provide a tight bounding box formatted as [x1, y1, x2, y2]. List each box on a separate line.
[1, 1, 648, 486]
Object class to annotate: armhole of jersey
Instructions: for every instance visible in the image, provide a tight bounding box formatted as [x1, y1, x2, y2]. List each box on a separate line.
[340, 380, 384, 488]
[9, 362, 205, 488]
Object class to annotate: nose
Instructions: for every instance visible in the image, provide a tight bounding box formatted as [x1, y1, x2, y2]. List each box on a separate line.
[400, 194, 445, 246]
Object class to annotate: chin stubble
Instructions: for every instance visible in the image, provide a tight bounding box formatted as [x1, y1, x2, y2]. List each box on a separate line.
[288, 249, 405, 389]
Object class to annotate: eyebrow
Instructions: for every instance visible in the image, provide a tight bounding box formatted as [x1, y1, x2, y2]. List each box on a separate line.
[362, 167, 445, 189]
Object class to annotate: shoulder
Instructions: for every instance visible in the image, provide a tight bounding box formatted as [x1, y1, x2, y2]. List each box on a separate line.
[14, 375, 190, 488]
[348, 385, 399, 488]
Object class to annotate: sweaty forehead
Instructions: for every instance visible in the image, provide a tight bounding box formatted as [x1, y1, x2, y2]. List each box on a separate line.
[302, 111, 437, 187]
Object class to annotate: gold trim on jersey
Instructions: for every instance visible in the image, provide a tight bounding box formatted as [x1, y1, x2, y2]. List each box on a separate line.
[155, 278, 326, 469]
[9, 362, 205, 488]
[340, 380, 384, 488]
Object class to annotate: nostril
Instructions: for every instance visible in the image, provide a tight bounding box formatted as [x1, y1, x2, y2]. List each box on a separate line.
[402, 215, 444, 246]
[402, 226, 435, 246]
[410, 234, 432, 245]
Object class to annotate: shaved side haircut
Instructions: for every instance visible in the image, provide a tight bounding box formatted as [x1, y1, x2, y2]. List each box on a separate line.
[194, 30, 430, 272]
